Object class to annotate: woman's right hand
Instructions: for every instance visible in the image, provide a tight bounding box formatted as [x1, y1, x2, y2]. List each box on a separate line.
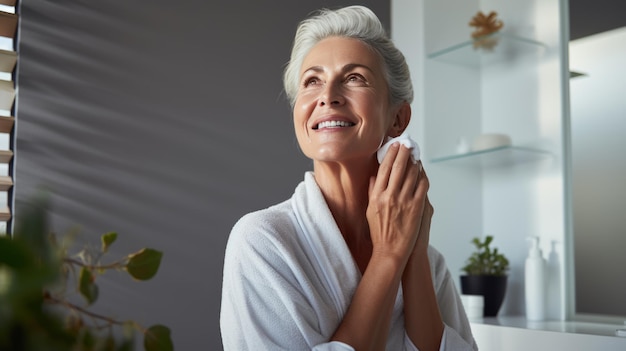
[366, 142, 429, 265]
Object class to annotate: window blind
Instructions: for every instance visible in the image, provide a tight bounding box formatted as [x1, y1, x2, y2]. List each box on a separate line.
[0, 0, 17, 230]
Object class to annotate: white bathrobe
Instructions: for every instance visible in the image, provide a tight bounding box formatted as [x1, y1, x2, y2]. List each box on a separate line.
[221, 172, 478, 350]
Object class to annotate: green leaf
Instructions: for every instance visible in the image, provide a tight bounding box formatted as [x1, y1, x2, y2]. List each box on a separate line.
[13, 193, 55, 266]
[79, 328, 96, 351]
[484, 235, 493, 246]
[0, 236, 34, 269]
[144, 325, 173, 351]
[79, 267, 99, 305]
[101, 232, 118, 253]
[117, 339, 135, 351]
[126, 249, 163, 281]
[464, 235, 509, 276]
[116, 321, 136, 351]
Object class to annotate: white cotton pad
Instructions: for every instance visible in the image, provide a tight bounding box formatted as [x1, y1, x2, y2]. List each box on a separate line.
[376, 131, 421, 164]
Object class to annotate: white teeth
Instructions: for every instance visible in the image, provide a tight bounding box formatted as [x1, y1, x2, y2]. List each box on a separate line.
[316, 120, 354, 129]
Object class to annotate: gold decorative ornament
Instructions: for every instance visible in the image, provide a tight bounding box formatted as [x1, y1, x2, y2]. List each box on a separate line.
[469, 11, 504, 50]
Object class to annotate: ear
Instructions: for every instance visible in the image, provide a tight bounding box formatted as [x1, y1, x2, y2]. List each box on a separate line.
[386, 102, 411, 138]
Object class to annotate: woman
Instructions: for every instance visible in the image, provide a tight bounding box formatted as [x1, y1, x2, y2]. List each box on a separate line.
[221, 6, 477, 351]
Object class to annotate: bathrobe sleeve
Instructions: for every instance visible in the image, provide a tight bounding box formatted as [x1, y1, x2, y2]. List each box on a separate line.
[400, 248, 478, 351]
[220, 210, 353, 351]
[428, 247, 479, 351]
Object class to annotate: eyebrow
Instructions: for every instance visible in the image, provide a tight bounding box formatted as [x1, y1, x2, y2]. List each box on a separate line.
[301, 63, 375, 76]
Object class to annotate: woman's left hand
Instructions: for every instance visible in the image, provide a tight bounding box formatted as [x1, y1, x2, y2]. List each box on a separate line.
[366, 143, 430, 265]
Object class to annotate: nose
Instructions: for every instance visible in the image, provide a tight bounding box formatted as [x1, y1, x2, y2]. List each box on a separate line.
[318, 83, 345, 107]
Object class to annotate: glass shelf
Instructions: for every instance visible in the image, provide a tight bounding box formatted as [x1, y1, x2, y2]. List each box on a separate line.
[430, 145, 551, 168]
[427, 33, 547, 68]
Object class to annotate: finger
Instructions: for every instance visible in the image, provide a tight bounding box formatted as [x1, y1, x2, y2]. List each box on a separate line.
[414, 161, 424, 192]
[399, 159, 420, 198]
[373, 142, 400, 193]
[387, 145, 412, 192]
[413, 165, 430, 203]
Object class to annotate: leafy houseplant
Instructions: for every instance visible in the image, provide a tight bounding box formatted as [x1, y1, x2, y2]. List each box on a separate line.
[462, 235, 509, 276]
[0, 196, 174, 351]
[460, 235, 510, 317]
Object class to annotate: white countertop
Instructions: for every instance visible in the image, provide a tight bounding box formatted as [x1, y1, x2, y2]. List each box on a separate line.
[472, 316, 626, 337]
[469, 317, 626, 351]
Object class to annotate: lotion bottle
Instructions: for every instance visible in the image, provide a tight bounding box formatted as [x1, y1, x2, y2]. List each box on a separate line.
[525, 236, 546, 321]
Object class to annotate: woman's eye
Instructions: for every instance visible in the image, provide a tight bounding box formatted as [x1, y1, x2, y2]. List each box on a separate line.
[346, 74, 366, 84]
[303, 77, 321, 87]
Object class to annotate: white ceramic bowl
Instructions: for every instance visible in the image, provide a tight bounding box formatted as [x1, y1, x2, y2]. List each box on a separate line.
[471, 133, 512, 152]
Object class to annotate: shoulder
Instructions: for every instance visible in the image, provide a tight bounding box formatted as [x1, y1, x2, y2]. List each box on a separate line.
[231, 199, 296, 238]
[223, 199, 311, 293]
[225, 199, 300, 260]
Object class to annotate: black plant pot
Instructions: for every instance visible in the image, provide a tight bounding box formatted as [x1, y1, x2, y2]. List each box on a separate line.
[460, 275, 507, 317]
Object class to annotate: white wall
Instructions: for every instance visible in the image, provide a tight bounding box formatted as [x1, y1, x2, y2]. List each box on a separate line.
[480, 0, 568, 319]
[393, 0, 484, 299]
[392, 0, 568, 319]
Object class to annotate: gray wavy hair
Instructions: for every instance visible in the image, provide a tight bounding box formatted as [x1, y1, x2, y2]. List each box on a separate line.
[282, 5, 413, 108]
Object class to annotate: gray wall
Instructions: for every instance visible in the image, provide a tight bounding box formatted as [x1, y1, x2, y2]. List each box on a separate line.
[569, 0, 626, 40]
[14, 0, 389, 349]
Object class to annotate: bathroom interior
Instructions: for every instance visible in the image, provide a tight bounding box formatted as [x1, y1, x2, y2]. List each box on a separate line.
[393, 0, 626, 349]
[2, 0, 625, 349]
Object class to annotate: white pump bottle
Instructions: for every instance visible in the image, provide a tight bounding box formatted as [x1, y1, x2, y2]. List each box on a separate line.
[525, 236, 546, 321]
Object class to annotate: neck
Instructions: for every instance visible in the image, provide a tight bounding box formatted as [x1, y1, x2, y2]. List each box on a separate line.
[313, 158, 378, 272]
[314, 159, 376, 219]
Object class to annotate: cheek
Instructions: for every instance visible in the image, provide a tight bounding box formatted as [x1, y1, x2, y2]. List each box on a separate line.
[295, 90, 317, 108]
[292, 109, 304, 130]
[359, 97, 391, 126]
[292, 104, 312, 143]
[293, 94, 317, 123]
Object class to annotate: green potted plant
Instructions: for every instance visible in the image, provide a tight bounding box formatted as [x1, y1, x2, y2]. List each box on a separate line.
[460, 235, 510, 317]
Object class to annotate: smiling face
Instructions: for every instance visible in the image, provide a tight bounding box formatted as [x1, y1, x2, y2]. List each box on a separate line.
[293, 36, 399, 165]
